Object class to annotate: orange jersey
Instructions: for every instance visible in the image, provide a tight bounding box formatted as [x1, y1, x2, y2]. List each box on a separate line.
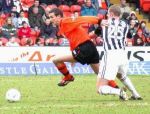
[59, 16, 99, 50]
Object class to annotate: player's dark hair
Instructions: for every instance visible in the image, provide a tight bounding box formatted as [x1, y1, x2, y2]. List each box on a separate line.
[49, 8, 63, 17]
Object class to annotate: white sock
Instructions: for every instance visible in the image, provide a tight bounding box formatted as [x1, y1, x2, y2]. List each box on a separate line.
[121, 77, 140, 97]
[98, 85, 121, 96]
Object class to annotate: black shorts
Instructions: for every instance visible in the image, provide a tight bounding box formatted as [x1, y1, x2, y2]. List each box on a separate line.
[72, 40, 99, 65]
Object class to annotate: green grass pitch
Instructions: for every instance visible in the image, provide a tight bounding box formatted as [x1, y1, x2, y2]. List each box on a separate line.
[0, 75, 150, 114]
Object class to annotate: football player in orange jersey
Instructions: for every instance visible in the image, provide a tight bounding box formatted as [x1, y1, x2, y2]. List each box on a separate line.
[49, 8, 118, 88]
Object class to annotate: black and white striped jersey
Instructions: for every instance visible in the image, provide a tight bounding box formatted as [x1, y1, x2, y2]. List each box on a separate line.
[102, 18, 129, 51]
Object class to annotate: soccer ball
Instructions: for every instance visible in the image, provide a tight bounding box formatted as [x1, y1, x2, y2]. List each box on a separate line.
[5, 88, 21, 102]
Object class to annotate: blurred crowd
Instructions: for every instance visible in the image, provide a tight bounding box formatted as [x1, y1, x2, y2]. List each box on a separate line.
[0, 0, 149, 46]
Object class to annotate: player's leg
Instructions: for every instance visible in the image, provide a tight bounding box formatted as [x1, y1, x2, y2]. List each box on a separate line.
[96, 77, 127, 100]
[97, 52, 128, 100]
[108, 80, 119, 88]
[90, 63, 119, 88]
[90, 63, 99, 74]
[117, 65, 142, 100]
[51, 52, 76, 86]
[117, 50, 142, 100]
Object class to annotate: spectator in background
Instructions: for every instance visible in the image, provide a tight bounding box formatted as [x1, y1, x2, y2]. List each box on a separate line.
[128, 11, 139, 25]
[10, 12, 18, 28]
[11, 5, 19, 17]
[81, 0, 98, 16]
[17, 11, 30, 28]
[18, 21, 31, 40]
[28, 6, 44, 29]
[1, 0, 14, 13]
[13, 0, 21, 13]
[127, 19, 138, 40]
[139, 22, 150, 46]
[134, 28, 147, 46]
[40, 18, 57, 39]
[133, 34, 145, 46]
[1, 17, 17, 39]
[28, 0, 45, 17]
[138, 21, 150, 39]
[42, 7, 51, 22]
[119, 0, 131, 18]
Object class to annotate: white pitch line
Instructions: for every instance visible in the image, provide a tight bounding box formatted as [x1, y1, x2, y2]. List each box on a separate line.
[0, 102, 149, 110]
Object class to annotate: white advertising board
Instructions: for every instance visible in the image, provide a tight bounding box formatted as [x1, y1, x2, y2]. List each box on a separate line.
[0, 47, 149, 62]
[0, 47, 150, 75]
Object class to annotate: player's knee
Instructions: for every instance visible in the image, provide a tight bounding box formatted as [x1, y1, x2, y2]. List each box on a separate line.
[51, 56, 59, 64]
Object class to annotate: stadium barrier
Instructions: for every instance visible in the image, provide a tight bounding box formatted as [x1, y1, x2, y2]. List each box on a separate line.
[0, 47, 150, 76]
